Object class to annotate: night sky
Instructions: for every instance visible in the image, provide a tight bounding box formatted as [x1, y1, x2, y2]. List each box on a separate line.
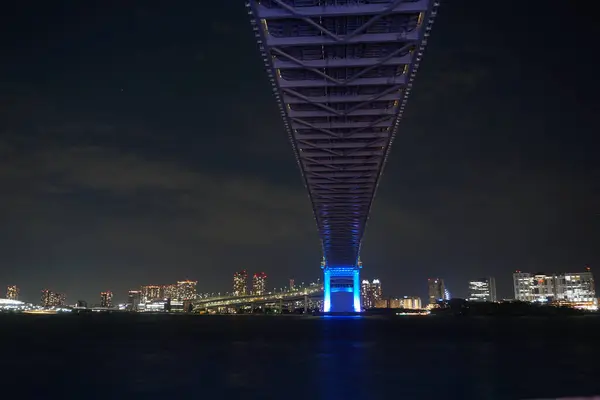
[1, 1, 597, 304]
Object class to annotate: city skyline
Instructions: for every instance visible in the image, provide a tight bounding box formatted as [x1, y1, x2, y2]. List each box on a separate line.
[0, 1, 597, 303]
[4, 265, 597, 305]
[0, 264, 600, 304]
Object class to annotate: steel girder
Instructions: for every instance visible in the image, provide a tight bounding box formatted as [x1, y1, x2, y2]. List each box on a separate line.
[247, 0, 439, 267]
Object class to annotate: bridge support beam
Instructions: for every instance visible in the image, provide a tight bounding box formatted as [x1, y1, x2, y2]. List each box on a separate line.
[323, 266, 361, 313]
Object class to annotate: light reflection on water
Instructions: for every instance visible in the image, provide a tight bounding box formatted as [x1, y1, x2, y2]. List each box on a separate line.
[0, 314, 599, 399]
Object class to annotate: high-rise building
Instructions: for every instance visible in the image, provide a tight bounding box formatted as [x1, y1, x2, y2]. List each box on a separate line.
[252, 272, 267, 295]
[41, 289, 51, 307]
[513, 269, 597, 309]
[41, 290, 66, 307]
[54, 292, 66, 306]
[127, 290, 141, 310]
[289, 278, 295, 290]
[6, 285, 19, 300]
[233, 270, 248, 296]
[361, 280, 370, 308]
[428, 278, 445, 304]
[361, 279, 382, 309]
[177, 280, 197, 300]
[100, 291, 113, 308]
[141, 285, 162, 303]
[372, 279, 382, 304]
[513, 271, 536, 302]
[514, 272, 559, 302]
[163, 284, 178, 300]
[468, 277, 497, 302]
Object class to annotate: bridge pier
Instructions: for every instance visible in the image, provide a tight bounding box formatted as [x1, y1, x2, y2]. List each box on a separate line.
[303, 295, 308, 314]
[323, 266, 361, 313]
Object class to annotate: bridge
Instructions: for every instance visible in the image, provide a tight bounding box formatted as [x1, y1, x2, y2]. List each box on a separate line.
[246, 0, 439, 313]
[192, 285, 323, 311]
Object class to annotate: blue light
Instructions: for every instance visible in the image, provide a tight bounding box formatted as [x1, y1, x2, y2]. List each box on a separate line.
[353, 269, 361, 312]
[322, 265, 362, 313]
[323, 269, 331, 312]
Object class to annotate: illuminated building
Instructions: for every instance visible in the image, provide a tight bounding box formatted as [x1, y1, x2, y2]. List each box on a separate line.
[361, 280, 370, 308]
[371, 280, 382, 306]
[468, 277, 497, 302]
[127, 290, 141, 310]
[444, 288, 451, 300]
[40, 290, 50, 307]
[141, 285, 162, 303]
[560, 271, 596, 307]
[6, 285, 19, 300]
[513, 269, 597, 309]
[374, 298, 389, 308]
[170, 300, 184, 312]
[252, 272, 267, 295]
[233, 270, 248, 296]
[513, 272, 536, 302]
[397, 296, 422, 309]
[289, 279, 295, 290]
[163, 284, 178, 300]
[55, 292, 66, 306]
[100, 291, 113, 308]
[514, 272, 558, 303]
[361, 279, 382, 309]
[143, 300, 168, 312]
[428, 278, 445, 304]
[177, 280, 197, 300]
[41, 290, 65, 307]
[0, 299, 26, 311]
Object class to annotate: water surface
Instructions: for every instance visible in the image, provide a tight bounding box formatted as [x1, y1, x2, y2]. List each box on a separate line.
[1, 314, 599, 399]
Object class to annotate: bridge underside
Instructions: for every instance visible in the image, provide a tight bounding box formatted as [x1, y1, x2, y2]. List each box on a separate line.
[248, 0, 438, 312]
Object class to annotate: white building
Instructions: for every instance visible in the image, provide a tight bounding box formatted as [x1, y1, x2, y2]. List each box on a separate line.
[468, 277, 497, 302]
[513, 269, 597, 310]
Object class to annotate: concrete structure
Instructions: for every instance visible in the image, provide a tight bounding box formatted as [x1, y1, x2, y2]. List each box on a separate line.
[100, 291, 113, 308]
[233, 270, 248, 296]
[513, 269, 597, 309]
[140, 285, 162, 303]
[127, 290, 141, 310]
[361, 279, 382, 309]
[6, 285, 19, 300]
[427, 278, 445, 304]
[252, 272, 268, 295]
[40, 289, 65, 307]
[468, 277, 497, 302]
[396, 296, 422, 309]
[176, 280, 197, 300]
[247, 0, 439, 312]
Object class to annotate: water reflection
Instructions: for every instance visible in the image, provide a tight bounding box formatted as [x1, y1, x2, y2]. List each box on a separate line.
[317, 316, 368, 399]
[0, 314, 599, 399]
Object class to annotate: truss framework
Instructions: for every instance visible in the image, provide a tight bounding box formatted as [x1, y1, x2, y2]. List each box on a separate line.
[248, 0, 439, 266]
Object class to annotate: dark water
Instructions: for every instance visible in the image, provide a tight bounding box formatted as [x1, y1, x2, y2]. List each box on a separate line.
[1, 314, 599, 399]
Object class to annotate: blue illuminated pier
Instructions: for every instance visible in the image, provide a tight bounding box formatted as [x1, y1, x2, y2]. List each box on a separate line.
[247, 0, 439, 313]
